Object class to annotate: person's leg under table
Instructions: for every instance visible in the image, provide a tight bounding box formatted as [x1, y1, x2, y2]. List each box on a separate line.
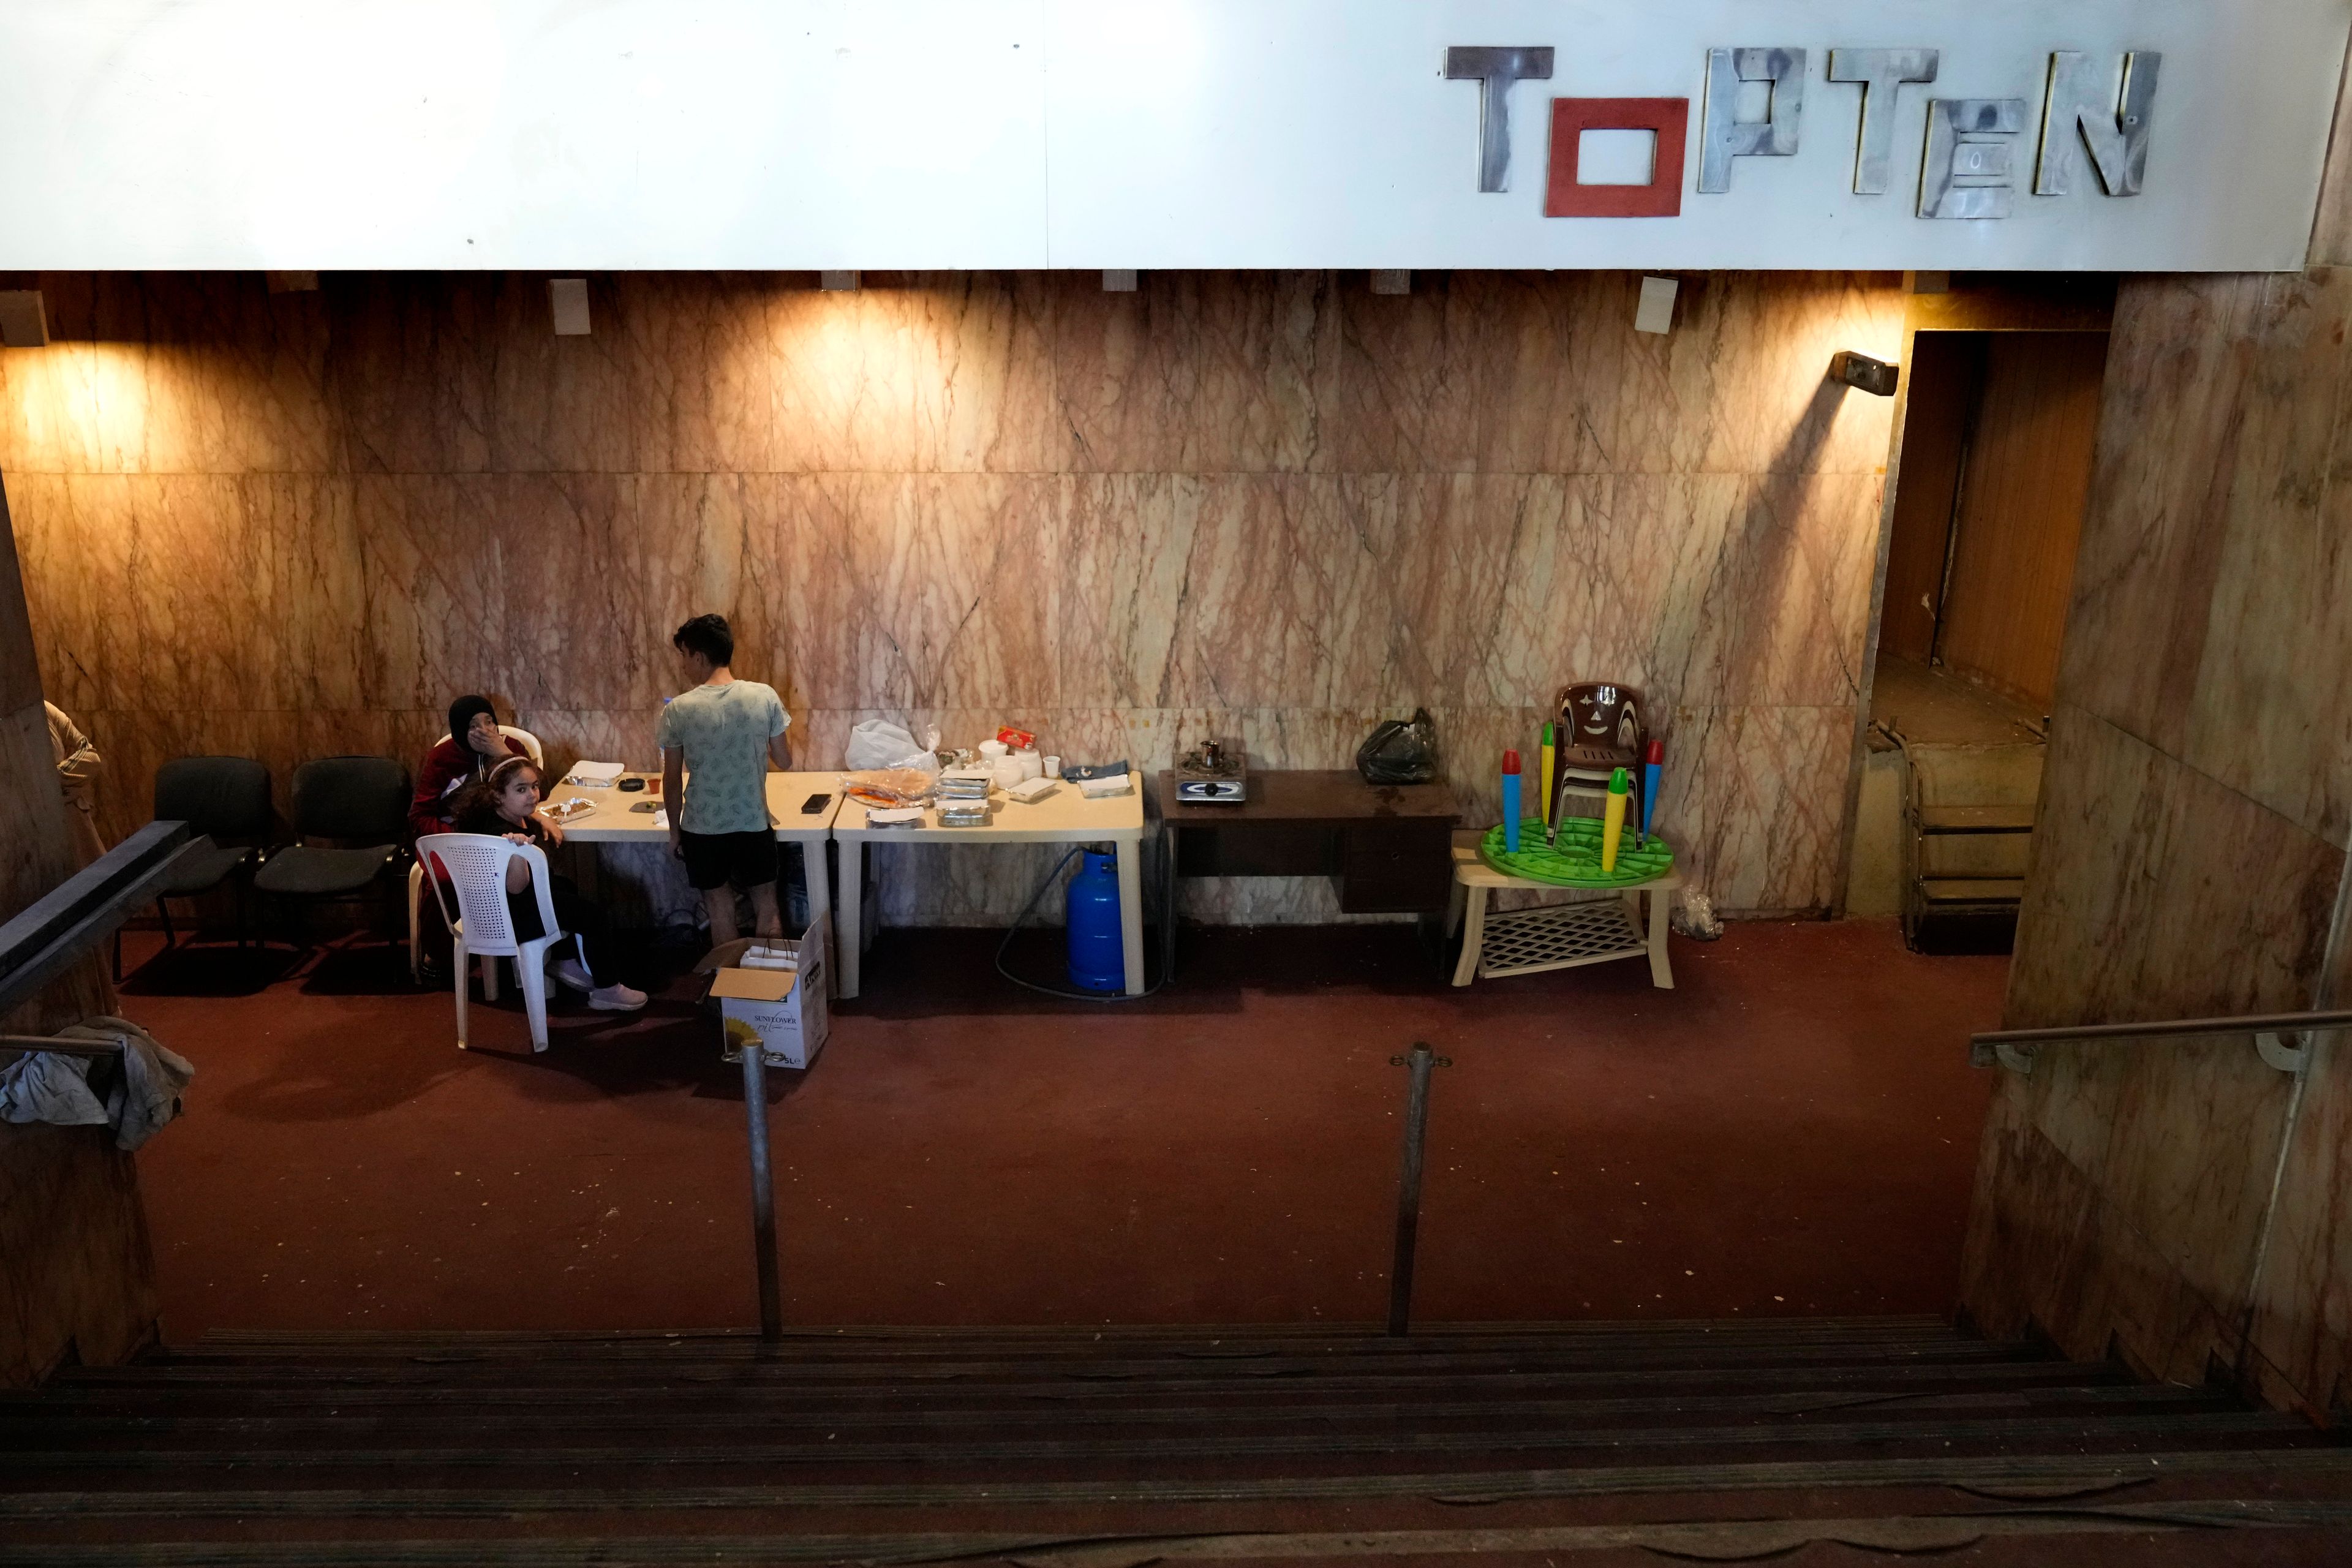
[1116, 835, 1144, 997]
[747, 879, 783, 939]
[703, 884, 739, 949]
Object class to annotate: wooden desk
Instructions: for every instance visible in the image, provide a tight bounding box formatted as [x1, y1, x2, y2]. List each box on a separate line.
[541, 772, 845, 988]
[831, 773, 1148, 1000]
[1156, 769, 1461, 914]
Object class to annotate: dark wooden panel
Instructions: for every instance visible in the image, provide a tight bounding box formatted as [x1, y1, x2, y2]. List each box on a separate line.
[1174, 822, 1334, 879]
[1937, 332, 2111, 709]
[1881, 333, 1985, 663]
[1335, 821, 1457, 913]
[1156, 770, 1460, 827]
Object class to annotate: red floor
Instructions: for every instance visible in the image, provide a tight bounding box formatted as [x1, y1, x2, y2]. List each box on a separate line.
[113, 918, 2005, 1338]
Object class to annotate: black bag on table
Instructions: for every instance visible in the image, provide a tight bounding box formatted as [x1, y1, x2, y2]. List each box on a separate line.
[1356, 708, 1439, 785]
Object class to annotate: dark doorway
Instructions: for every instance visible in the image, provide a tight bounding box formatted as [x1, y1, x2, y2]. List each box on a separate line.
[1862, 328, 2110, 953]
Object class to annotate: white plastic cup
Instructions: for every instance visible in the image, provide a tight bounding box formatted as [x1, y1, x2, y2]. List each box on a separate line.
[1043, 755, 1062, 778]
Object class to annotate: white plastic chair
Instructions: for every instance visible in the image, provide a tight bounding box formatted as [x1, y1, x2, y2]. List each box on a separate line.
[409, 726, 546, 981]
[416, 832, 567, 1054]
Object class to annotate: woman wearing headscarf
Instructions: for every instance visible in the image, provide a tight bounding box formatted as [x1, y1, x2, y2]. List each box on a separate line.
[409, 695, 530, 847]
[409, 696, 532, 983]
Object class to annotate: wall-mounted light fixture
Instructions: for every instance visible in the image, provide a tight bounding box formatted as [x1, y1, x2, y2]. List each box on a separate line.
[1634, 275, 1678, 335]
[1102, 269, 1137, 292]
[820, 270, 861, 292]
[0, 290, 49, 347]
[1831, 350, 1899, 396]
[1370, 270, 1411, 295]
[549, 278, 591, 336]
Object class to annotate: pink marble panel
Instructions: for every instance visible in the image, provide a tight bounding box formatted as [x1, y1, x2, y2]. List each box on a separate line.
[1335, 271, 1601, 477]
[1649, 702, 1856, 914]
[2309, 61, 2352, 270]
[1335, 271, 1903, 479]
[2007, 703, 2340, 1031]
[2249, 1034, 2352, 1416]
[2060, 268, 2352, 848]
[766, 273, 1060, 475]
[0, 338, 110, 474]
[352, 475, 509, 714]
[1960, 1091, 2248, 1381]
[494, 472, 645, 712]
[1060, 475, 1401, 710]
[758, 472, 1063, 712]
[616, 274, 783, 475]
[626, 472, 755, 704]
[488, 274, 639, 475]
[328, 273, 494, 474]
[1055, 270, 1341, 473]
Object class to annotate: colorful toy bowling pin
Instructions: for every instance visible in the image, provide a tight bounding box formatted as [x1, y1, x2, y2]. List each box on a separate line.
[1641, 739, 1664, 846]
[1539, 723, 1555, 828]
[1601, 766, 1630, 872]
[1502, 750, 1522, 853]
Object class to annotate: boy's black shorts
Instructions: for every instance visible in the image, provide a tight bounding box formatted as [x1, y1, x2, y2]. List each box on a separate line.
[677, 829, 780, 892]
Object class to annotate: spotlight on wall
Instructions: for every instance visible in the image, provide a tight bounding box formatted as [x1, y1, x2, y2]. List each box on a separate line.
[549, 278, 592, 336]
[0, 290, 49, 348]
[1634, 276, 1678, 335]
[1831, 350, 1899, 396]
[1102, 269, 1138, 292]
[820, 270, 861, 292]
[1369, 270, 1411, 295]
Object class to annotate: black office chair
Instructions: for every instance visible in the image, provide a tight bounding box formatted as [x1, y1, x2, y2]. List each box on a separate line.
[115, 756, 274, 977]
[252, 756, 411, 949]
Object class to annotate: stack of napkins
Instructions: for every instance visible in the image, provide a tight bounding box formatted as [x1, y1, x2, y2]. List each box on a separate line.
[567, 761, 627, 787]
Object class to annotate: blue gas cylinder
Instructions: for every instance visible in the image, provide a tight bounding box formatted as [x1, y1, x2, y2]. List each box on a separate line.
[1065, 849, 1126, 993]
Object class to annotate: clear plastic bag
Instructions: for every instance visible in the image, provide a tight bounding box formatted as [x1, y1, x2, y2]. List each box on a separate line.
[845, 719, 941, 774]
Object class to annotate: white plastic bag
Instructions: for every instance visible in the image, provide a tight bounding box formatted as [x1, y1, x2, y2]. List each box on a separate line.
[845, 719, 940, 775]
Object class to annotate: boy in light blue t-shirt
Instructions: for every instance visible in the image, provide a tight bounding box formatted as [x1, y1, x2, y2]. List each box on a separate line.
[657, 614, 792, 946]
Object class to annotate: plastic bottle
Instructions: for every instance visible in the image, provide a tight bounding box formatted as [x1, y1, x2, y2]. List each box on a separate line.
[1065, 850, 1126, 993]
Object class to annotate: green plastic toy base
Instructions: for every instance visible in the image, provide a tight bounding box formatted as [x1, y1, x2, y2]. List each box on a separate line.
[1480, 817, 1674, 888]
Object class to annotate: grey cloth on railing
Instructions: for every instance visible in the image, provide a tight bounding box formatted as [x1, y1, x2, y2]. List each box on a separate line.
[0, 1016, 194, 1150]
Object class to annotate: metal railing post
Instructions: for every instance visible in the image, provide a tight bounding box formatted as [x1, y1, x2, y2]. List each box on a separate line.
[741, 1044, 782, 1342]
[1387, 1042, 1450, 1336]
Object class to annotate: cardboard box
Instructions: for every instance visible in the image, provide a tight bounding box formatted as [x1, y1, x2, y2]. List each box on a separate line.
[704, 924, 829, 1071]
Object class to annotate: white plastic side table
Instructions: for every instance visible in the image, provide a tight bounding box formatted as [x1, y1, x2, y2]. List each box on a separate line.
[1446, 828, 1678, 989]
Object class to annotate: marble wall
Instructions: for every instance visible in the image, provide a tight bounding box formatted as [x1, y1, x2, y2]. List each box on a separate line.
[0, 484, 158, 1388]
[0, 270, 1903, 922]
[1960, 145, 2352, 1410]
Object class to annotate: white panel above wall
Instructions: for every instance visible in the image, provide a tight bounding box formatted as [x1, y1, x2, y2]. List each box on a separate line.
[0, 0, 2342, 271]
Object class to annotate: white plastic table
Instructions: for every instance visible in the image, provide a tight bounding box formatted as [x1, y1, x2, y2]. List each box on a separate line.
[541, 772, 845, 987]
[829, 773, 1148, 999]
[1446, 829, 1677, 989]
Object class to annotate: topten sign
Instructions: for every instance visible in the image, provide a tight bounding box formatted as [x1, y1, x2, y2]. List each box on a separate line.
[1446, 45, 2159, 221]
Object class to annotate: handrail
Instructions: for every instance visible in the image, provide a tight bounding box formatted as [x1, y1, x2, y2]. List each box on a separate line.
[1971, 1009, 2352, 1076]
[0, 821, 196, 1019]
[0, 1031, 131, 1061]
